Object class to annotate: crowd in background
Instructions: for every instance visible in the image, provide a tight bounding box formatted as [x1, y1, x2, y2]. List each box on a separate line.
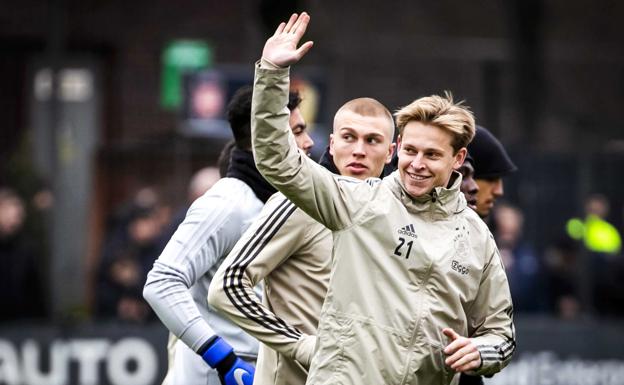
[1, 165, 623, 324]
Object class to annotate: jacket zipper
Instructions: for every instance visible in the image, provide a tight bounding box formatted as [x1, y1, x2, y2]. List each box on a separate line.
[399, 259, 435, 384]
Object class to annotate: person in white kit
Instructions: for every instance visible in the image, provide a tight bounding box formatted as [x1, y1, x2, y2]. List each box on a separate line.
[143, 85, 314, 385]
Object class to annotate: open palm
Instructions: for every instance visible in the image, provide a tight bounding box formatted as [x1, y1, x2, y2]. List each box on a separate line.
[262, 12, 314, 67]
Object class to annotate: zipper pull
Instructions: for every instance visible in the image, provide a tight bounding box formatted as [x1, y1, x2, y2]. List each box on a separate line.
[431, 189, 437, 203]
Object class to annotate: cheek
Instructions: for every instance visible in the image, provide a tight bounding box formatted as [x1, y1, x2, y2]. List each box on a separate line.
[331, 147, 348, 164]
[397, 156, 411, 170]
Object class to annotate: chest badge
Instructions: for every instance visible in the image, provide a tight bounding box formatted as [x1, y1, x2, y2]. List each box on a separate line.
[451, 230, 470, 275]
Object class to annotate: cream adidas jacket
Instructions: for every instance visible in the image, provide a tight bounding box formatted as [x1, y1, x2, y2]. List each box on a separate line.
[251, 63, 515, 385]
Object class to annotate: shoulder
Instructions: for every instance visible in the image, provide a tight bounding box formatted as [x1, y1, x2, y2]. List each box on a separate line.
[196, 178, 261, 205]
[263, 192, 319, 228]
[188, 178, 263, 221]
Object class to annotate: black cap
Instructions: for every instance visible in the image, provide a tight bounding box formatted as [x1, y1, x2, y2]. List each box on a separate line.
[467, 126, 517, 179]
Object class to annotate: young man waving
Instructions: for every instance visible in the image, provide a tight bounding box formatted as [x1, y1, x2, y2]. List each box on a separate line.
[248, 13, 515, 384]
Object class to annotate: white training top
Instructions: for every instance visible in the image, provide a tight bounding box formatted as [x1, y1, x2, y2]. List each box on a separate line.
[144, 177, 263, 358]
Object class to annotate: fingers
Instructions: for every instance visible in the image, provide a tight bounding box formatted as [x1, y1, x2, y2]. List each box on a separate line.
[442, 328, 460, 341]
[444, 337, 467, 356]
[291, 12, 309, 36]
[283, 13, 298, 33]
[454, 351, 482, 372]
[274, 22, 285, 36]
[442, 330, 482, 373]
[445, 343, 477, 367]
[295, 41, 314, 59]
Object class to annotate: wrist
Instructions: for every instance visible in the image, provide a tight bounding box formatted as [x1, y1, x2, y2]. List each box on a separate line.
[260, 57, 284, 69]
[294, 334, 316, 369]
[200, 336, 234, 368]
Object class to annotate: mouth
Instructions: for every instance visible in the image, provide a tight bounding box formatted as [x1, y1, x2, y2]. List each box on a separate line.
[467, 199, 478, 210]
[346, 162, 368, 173]
[406, 172, 431, 182]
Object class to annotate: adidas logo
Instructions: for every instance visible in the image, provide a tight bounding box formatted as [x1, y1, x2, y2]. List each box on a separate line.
[397, 224, 418, 238]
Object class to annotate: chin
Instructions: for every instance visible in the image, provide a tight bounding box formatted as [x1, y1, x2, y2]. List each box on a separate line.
[476, 209, 490, 218]
[405, 185, 428, 198]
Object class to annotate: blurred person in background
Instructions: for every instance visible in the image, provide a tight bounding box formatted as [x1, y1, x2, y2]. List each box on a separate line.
[461, 127, 516, 385]
[566, 194, 621, 256]
[544, 238, 582, 319]
[209, 97, 396, 385]
[492, 202, 545, 313]
[0, 187, 45, 321]
[188, 167, 221, 202]
[96, 201, 165, 323]
[467, 126, 517, 220]
[566, 194, 623, 316]
[160, 166, 222, 243]
[143, 85, 314, 385]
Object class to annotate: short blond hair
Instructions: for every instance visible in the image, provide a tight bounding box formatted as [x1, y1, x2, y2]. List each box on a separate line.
[394, 92, 475, 152]
[334, 97, 395, 138]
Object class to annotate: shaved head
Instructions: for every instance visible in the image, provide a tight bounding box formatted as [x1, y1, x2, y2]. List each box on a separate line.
[334, 98, 395, 138]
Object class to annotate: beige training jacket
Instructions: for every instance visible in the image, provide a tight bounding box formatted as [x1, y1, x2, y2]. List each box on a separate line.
[209, 192, 330, 385]
[251, 63, 515, 385]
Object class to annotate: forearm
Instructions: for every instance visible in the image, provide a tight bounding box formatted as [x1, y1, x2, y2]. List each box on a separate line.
[468, 242, 516, 375]
[143, 204, 235, 352]
[469, 332, 515, 376]
[210, 266, 310, 358]
[208, 200, 316, 367]
[251, 63, 306, 198]
[251, 65, 353, 231]
[144, 261, 215, 352]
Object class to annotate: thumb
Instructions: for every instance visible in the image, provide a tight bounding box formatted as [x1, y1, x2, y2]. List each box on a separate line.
[295, 41, 314, 59]
[442, 328, 460, 341]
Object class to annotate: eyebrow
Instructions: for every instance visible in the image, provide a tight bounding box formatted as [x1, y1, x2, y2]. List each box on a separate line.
[401, 144, 445, 153]
[338, 127, 386, 138]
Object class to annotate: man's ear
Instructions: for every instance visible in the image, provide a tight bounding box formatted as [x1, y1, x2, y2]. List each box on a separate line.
[385, 142, 396, 164]
[453, 147, 467, 170]
[329, 133, 335, 156]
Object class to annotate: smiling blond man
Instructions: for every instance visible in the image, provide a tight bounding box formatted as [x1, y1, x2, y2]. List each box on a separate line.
[246, 12, 515, 384]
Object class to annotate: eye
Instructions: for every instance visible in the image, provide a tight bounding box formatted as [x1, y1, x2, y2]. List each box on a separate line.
[292, 126, 304, 135]
[367, 136, 380, 144]
[342, 133, 354, 141]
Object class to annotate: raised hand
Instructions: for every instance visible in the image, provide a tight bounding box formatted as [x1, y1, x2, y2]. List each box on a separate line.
[262, 12, 314, 67]
[442, 328, 482, 372]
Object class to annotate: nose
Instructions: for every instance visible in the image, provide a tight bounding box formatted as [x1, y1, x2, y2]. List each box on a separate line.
[492, 178, 504, 197]
[352, 139, 366, 157]
[303, 132, 314, 152]
[467, 179, 479, 194]
[410, 154, 425, 170]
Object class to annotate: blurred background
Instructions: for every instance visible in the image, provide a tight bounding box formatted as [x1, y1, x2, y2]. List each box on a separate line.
[1, 0, 623, 384]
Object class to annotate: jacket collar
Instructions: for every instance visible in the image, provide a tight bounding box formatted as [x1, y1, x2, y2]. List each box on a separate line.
[384, 170, 467, 218]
